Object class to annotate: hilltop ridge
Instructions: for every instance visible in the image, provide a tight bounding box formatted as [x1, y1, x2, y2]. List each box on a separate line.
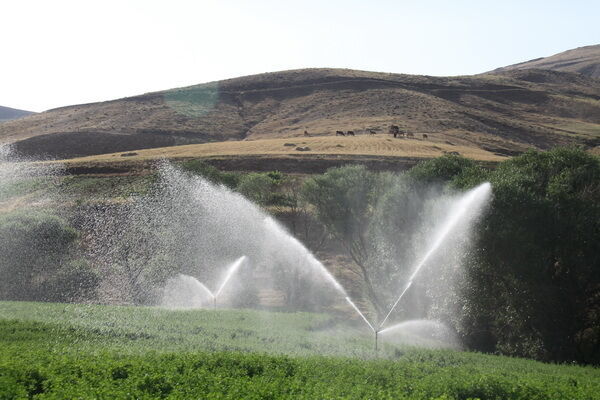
[491, 44, 600, 78]
[1, 64, 599, 160]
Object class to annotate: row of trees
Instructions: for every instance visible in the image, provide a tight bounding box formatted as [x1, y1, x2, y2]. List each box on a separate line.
[0, 147, 597, 363]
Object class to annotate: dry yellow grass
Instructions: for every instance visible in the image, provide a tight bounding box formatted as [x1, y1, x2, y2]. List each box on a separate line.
[61, 136, 506, 164]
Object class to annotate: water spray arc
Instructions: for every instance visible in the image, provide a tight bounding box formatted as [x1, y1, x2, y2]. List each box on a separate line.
[341, 183, 492, 351]
[377, 182, 491, 332]
[263, 217, 348, 295]
[171, 256, 248, 309]
[213, 255, 247, 308]
[212, 255, 247, 308]
[344, 296, 379, 350]
[378, 281, 413, 331]
[153, 165, 490, 352]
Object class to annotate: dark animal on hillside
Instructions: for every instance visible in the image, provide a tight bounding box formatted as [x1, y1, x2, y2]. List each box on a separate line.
[346, 131, 355, 136]
[390, 125, 405, 138]
[368, 129, 376, 135]
[336, 131, 345, 136]
[304, 130, 311, 137]
[422, 134, 428, 139]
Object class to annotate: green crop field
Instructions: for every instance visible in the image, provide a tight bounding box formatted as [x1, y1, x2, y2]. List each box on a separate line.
[0, 302, 598, 399]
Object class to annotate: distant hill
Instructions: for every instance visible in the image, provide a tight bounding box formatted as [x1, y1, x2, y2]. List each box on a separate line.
[492, 44, 600, 79]
[1, 66, 599, 160]
[0, 106, 34, 122]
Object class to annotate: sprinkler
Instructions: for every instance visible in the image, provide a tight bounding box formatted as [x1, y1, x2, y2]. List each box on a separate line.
[162, 256, 248, 310]
[208, 255, 247, 310]
[213, 256, 247, 309]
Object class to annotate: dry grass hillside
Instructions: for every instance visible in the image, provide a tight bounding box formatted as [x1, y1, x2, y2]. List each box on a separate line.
[2, 66, 600, 160]
[492, 44, 600, 79]
[57, 135, 504, 174]
[64, 135, 503, 162]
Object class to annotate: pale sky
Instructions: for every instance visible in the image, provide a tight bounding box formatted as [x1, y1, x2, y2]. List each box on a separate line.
[2, 0, 598, 112]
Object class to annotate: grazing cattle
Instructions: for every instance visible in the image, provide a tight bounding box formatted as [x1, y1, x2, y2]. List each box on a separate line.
[368, 129, 376, 135]
[336, 130, 345, 136]
[346, 130, 355, 136]
[304, 130, 311, 137]
[422, 134, 428, 139]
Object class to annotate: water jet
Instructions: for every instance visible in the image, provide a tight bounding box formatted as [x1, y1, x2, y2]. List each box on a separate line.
[378, 182, 491, 331]
[339, 182, 492, 350]
[82, 162, 491, 353]
[162, 256, 248, 309]
[344, 296, 379, 350]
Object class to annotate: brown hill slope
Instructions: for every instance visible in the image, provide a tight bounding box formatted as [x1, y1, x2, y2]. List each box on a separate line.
[1, 68, 600, 159]
[492, 44, 600, 79]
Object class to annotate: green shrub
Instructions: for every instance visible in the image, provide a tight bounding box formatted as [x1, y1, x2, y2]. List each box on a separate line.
[0, 211, 96, 302]
[408, 154, 481, 184]
[237, 173, 275, 204]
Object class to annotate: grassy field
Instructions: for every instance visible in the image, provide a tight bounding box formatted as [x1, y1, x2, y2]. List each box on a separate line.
[1, 301, 598, 399]
[60, 136, 506, 165]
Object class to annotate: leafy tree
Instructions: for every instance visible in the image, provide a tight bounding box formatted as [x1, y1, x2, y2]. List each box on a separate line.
[275, 175, 327, 251]
[0, 211, 97, 302]
[83, 200, 182, 305]
[302, 161, 488, 322]
[302, 165, 395, 318]
[238, 173, 275, 205]
[408, 154, 483, 185]
[453, 148, 600, 363]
